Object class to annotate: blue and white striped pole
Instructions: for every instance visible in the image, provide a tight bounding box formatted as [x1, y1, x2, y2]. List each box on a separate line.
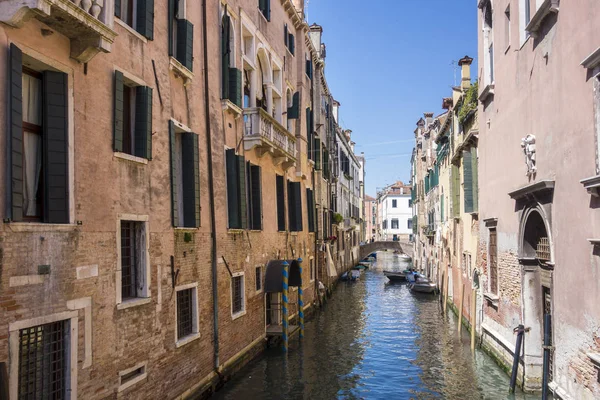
[297, 258, 304, 339]
[282, 261, 289, 352]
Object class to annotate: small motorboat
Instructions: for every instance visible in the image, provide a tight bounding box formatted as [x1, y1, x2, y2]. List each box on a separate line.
[383, 270, 406, 282]
[350, 269, 361, 281]
[408, 274, 437, 293]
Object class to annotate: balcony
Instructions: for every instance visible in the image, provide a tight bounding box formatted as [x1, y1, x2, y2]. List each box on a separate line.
[243, 107, 296, 169]
[1, 0, 117, 63]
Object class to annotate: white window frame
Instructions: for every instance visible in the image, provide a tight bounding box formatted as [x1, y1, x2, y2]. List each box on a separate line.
[231, 272, 246, 319]
[9, 311, 79, 400]
[116, 213, 151, 309]
[118, 361, 148, 392]
[519, 0, 531, 47]
[175, 282, 200, 347]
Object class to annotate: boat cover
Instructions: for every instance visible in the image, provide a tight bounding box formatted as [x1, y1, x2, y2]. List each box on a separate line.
[264, 259, 302, 293]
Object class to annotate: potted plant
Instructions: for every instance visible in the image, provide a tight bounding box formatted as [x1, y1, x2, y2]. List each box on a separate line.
[333, 213, 343, 224]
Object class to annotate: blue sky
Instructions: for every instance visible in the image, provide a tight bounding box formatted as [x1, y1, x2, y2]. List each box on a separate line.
[307, 0, 478, 196]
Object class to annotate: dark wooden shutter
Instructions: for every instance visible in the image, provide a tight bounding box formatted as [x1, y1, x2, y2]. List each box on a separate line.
[134, 86, 152, 159]
[249, 165, 262, 230]
[228, 68, 242, 107]
[276, 175, 286, 231]
[306, 59, 313, 79]
[463, 150, 473, 213]
[238, 155, 247, 229]
[306, 108, 311, 137]
[182, 133, 200, 227]
[177, 19, 193, 71]
[306, 189, 314, 232]
[169, 121, 180, 227]
[115, 0, 122, 18]
[9, 44, 23, 222]
[226, 149, 240, 229]
[288, 92, 299, 119]
[294, 182, 302, 231]
[43, 71, 69, 224]
[137, 0, 154, 40]
[221, 12, 230, 99]
[314, 138, 321, 170]
[289, 34, 295, 55]
[264, 0, 271, 21]
[113, 70, 124, 153]
[287, 180, 295, 231]
[471, 147, 478, 213]
[168, 0, 175, 56]
[284, 24, 288, 47]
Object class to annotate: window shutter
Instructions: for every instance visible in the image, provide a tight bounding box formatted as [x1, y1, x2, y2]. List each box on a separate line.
[136, 0, 154, 40]
[238, 155, 247, 229]
[463, 150, 473, 213]
[168, 0, 175, 56]
[9, 44, 23, 222]
[287, 92, 299, 119]
[135, 86, 153, 159]
[452, 164, 460, 218]
[249, 165, 262, 230]
[228, 68, 242, 107]
[169, 121, 180, 227]
[471, 147, 479, 213]
[182, 133, 200, 227]
[441, 194, 444, 222]
[265, 0, 271, 21]
[43, 71, 69, 224]
[113, 70, 124, 153]
[306, 59, 313, 79]
[287, 181, 295, 231]
[294, 182, 302, 231]
[284, 24, 288, 47]
[177, 19, 194, 71]
[306, 188, 315, 232]
[314, 138, 321, 170]
[115, 0, 121, 18]
[226, 149, 240, 229]
[289, 34, 295, 55]
[221, 12, 230, 99]
[276, 175, 286, 231]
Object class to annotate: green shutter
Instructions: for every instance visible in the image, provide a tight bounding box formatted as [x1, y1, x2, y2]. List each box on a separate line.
[306, 189, 315, 232]
[287, 181, 296, 231]
[182, 133, 200, 227]
[248, 164, 262, 230]
[265, 0, 271, 21]
[306, 59, 313, 79]
[113, 70, 124, 153]
[452, 164, 460, 218]
[441, 194, 444, 222]
[228, 68, 242, 107]
[276, 175, 286, 231]
[288, 92, 299, 119]
[177, 19, 193, 71]
[221, 12, 230, 99]
[168, 0, 175, 56]
[43, 71, 69, 224]
[135, 86, 152, 159]
[294, 182, 303, 231]
[472, 147, 479, 213]
[169, 122, 180, 227]
[238, 155, 247, 229]
[306, 107, 311, 137]
[289, 34, 295, 55]
[463, 150, 473, 213]
[284, 24, 288, 47]
[226, 149, 240, 229]
[9, 44, 23, 222]
[314, 138, 321, 170]
[137, 0, 154, 40]
[115, 0, 121, 18]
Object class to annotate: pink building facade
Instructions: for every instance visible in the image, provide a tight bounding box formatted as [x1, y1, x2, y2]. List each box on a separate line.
[478, 1, 600, 397]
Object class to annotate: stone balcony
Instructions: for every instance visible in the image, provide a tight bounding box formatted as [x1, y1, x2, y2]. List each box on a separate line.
[243, 107, 296, 169]
[1, 0, 117, 63]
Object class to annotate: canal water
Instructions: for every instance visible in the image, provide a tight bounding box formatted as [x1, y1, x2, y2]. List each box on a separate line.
[215, 251, 537, 399]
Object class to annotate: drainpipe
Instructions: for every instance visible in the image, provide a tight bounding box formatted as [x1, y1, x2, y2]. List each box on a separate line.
[202, 0, 220, 370]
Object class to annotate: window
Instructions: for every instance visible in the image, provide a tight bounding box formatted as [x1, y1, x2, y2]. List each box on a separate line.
[482, 1, 494, 86]
[247, 162, 262, 230]
[169, 0, 193, 71]
[176, 286, 198, 341]
[391, 219, 399, 229]
[255, 266, 262, 292]
[115, 0, 154, 39]
[118, 218, 149, 305]
[226, 149, 247, 229]
[9, 45, 70, 224]
[114, 70, 153, 160]
[284, 25, 295, 56]
[259, 0, 270, 21]
[408, 199, 412, 208]
[463, 148, 479, 214]
[489, 228, 498, 294]
[310, 258, 315, 282]
[287, 181, 303, 232]
[306, 188, 315, 233]
[305, 55, 313, 79]
[169, 121, 200, 228]
[392, 199, 397, 208]
[505, 5, 511, 51]
[231, 274, 245, 317]
[18, 321, 68, 399]
[118, 362, 147, 392]
[276, 175, 286, 231]
[382, 220, 388, 229]
[407, 219, 412, 229]
[519, 0, 531, 46]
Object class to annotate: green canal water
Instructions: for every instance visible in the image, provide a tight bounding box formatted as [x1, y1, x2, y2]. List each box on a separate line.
[214, 251, 538, 399]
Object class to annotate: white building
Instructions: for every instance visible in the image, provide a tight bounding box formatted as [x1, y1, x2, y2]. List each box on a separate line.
[377, 181, 412, 241]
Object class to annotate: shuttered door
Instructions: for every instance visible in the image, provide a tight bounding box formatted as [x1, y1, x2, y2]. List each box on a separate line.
[228, 68, 242, 107]
[221, 13, 230, 99]
[452, 164, 460, 218]
[226, 149, 240, 229]
[177, 19, 194, 71]
[294, 182, 303, 232]
[463, 150, 473, 213]
[306, 189, 314, 232]
[287, 181, 295, 231]
[276, 175, 286, 231]
[249, 165, 262, 230]
[471, 147, 478, 213]
[182, 133, 200, 227]
[169, 122, 180, 227]
[136, 0, 154, 40]
[238, 155, 247, 229]
[43, 71, 69, 224]
[134, 86, 152, 159]
[113, 70, 124, 153]
[9, 44, 24, 222]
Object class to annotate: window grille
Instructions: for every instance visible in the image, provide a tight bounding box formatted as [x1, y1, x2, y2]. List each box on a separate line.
[232, 276, 244, 314]
[177, 289, 194, 339]
[536, 237, 550, 261]
[121, 221, 138, 299]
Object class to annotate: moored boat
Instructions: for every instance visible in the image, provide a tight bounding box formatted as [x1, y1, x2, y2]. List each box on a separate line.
[383, 270, 406, 282]
[409, 281, 437, 294]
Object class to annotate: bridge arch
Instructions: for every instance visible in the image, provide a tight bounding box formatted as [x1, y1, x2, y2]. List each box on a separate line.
[359, 241, 412, 261]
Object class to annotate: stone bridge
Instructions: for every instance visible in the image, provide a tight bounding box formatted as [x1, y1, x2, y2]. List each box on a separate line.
[359, 240, 413, 261]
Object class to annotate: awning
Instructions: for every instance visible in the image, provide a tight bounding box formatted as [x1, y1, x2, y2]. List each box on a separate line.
[264, 259, 302, 293]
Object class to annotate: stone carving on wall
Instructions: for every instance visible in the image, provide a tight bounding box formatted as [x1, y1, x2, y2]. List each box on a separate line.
[521, 134, 536, 177]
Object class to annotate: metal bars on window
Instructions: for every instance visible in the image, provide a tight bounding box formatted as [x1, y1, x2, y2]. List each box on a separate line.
[177, 288, 194, 339]
[489, 229, 498, 295]
[232, 276, 243, 314]
[121, 221, 138, 299]
[18, 321, 67, 400]
[536, 237, 550, 261]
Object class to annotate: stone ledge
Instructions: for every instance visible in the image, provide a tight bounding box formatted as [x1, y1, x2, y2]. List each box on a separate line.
[525, 0, 559, 38]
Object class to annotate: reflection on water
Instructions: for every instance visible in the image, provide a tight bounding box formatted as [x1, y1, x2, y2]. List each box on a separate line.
[215, 251, 536, 400]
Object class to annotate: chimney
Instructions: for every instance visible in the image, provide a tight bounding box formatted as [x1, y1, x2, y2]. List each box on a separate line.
[309, 24, 323, 59]
[458, 55, 473, 90]
[424, 112, 434, 127]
